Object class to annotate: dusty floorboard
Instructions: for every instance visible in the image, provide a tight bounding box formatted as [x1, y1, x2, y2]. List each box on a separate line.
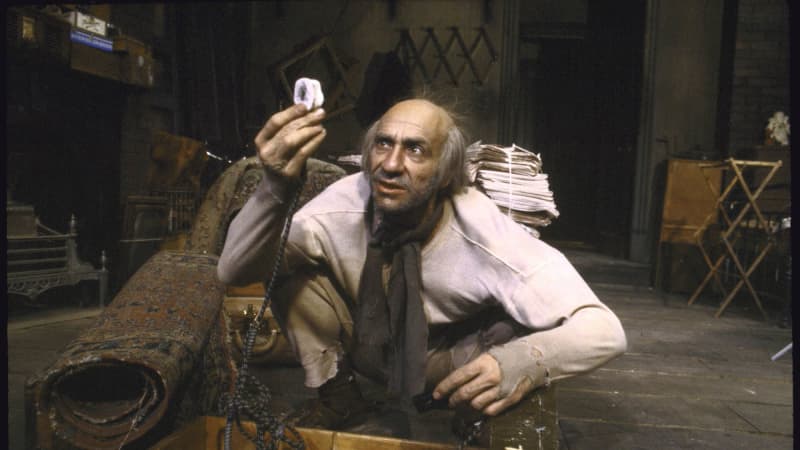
[557, 280, 793, 450]
[7, 249, 794, 449]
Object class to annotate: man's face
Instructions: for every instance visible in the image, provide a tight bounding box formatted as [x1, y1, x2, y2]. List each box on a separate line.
[369, 100, 450, 215]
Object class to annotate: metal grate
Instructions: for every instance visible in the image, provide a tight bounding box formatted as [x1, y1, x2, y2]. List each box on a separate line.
[150, 189, 200, 233]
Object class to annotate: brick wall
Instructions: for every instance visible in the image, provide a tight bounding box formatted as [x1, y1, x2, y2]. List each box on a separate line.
[727, 0, 790, 156]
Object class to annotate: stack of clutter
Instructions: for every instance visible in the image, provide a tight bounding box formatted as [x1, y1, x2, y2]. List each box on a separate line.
[466, 142, 559, 237]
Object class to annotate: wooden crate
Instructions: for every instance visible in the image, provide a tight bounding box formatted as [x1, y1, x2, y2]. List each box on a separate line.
[115, 35, 155, 87]
[152, 385, 558, 450]
[151, 416, 481, 450]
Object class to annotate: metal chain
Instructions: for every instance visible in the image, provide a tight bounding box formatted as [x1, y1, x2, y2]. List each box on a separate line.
[223, 181, 306, 450]
[219, 373, 303, 450]
[457, 418, 484, 450]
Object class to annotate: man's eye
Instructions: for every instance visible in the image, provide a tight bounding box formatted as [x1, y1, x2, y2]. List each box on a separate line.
[408, 145, 424, 156]
[375, 139, 392, 148]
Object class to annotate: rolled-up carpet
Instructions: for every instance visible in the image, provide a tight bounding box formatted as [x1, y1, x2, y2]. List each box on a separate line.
[24, 157, 347, 449]
[25, 251, 234, 449]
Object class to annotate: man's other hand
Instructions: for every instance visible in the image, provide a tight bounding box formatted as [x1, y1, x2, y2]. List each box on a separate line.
[432, 352, 534, 416]
[255, 104, 327, 179]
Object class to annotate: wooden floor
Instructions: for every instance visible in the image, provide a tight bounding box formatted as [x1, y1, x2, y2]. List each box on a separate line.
[7, 248, 794, 449]
[560, 248, 794, 449]
[559, 285, 794, 449]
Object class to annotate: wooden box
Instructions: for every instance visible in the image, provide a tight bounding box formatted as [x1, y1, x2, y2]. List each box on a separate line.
[113, 35, 150, 55]
[70, 37, 121, 81]
[152, 386, 558, 450]
[120, 52, 155, 87]
[113, 35, 155, 87]
[151, 416, 481, 450]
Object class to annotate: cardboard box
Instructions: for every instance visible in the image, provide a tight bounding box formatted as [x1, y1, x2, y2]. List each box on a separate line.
[70, 40, 121, 81]
[113, 35, 155, 87]
[113, 35, 150, 56]
[120, 52, 155, 87]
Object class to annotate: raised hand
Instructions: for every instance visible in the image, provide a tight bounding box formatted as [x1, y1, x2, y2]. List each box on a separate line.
[254, 104, 327, 179]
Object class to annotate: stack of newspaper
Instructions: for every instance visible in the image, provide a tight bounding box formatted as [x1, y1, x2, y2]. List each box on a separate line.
[466, 142, 559, 236]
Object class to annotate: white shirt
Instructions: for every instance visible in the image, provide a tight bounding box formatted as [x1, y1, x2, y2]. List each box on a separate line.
[219, 172, 627, 394]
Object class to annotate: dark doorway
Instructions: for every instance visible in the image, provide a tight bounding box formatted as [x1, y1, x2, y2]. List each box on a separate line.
[516, 2, 645, 257]
[6, 64, 123, 268]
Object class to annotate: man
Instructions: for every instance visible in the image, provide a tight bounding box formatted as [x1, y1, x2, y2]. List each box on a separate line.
[217, 98, 627, 430]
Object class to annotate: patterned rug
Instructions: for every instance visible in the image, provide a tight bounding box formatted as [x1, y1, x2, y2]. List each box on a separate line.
[25, 251, 233, 449]
[25, 157, 347, 449]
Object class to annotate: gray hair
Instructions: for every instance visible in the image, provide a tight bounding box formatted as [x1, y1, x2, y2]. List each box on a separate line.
[359, 116, 469, 197]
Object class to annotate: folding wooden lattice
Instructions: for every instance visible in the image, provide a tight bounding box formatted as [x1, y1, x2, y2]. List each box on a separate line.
[395, 27, 498, 86]
[687, 158, 784, 319]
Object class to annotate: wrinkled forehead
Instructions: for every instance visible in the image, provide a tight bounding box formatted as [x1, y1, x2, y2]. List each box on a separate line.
[377, 100, 453, 146]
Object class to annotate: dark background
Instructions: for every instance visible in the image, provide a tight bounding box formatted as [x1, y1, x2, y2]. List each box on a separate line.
[5, 0, 792, 290]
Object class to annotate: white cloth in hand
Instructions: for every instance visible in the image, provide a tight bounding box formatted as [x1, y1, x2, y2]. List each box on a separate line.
[293, 78, 325, 110]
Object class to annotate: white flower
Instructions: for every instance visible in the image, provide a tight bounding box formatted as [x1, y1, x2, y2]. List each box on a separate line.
[766, 111, 790, 146]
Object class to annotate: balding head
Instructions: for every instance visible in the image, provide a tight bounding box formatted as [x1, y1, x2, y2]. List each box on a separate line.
[383, 99, 454, 148]
[360, 98, 467, 199]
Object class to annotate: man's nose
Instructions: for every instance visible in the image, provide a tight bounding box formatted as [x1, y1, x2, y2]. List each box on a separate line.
[381, 146, 405, 173]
